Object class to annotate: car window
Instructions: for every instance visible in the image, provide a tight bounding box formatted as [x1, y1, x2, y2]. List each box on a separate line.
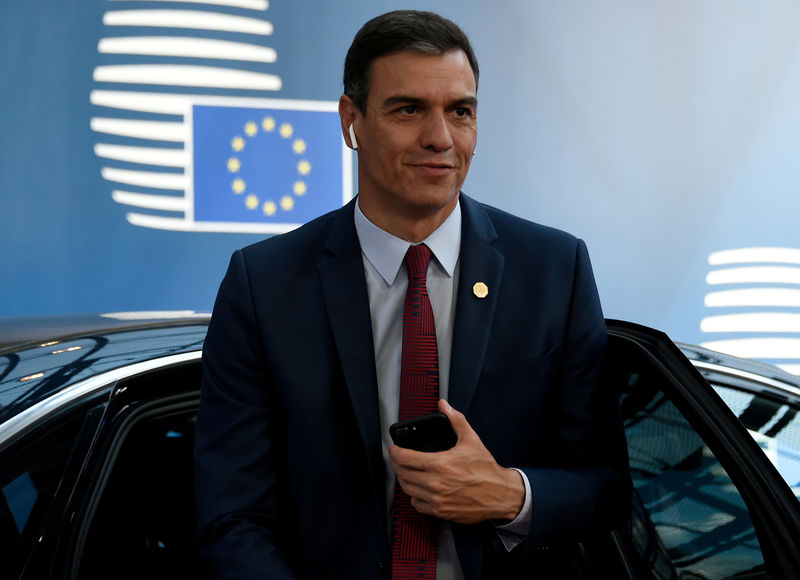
[609, 338, 767, 579]
[0, 416, 83, 580]
[712, 384, 800, 500]
[75, 405, 202, 580]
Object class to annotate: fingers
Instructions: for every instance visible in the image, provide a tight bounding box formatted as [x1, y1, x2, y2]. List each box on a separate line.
[389, 401, 475, 471]
[389, 443, 421, 471]
[389, 402, 483, 502]
[439, 399, 478, 445]
[438, 398, 461, 424]
[409, 496, 434, 516]
[388, 403, 522, 524]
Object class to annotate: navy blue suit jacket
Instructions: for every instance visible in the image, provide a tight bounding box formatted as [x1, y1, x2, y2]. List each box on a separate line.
[195, 194, 629, 579]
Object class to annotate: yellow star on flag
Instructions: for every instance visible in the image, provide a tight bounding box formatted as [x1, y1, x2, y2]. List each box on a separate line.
[231, 136, 245, 152]
[262, 116, 276, 132]
[227, 157, 241, 172]
[297, 160, 311, 175]
[263, 201, 277, 216]
[293, 139, 307, 154]
[281, 196, 295, 211]
[280, 123, 294, 138]
[232, 178, 246, 194]
[245, 194, 259, 209]
[245, 121, 258, 136]
[293, 180, 307, 196]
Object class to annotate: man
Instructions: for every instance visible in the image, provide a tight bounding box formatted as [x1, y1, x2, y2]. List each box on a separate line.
[195, 10, 629, 580]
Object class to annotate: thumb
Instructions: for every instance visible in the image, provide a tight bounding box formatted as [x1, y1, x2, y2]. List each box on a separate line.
[438, 399, 473, 441]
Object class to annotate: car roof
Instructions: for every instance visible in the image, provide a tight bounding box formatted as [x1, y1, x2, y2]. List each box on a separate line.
[0, 312, 210, 351]
[679, 341, 800, 403]
[0, 313, 209, 429]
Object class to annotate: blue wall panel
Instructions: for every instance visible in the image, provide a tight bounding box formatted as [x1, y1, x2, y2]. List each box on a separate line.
[3, 1, 800, 372]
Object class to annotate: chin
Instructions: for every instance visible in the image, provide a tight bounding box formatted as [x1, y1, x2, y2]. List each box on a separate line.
[408, 195, 458, 214]
[411, 183, 460, 204]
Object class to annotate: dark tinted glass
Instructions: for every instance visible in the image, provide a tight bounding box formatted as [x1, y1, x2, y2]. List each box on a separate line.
[77, 409, 202, 579]
[0, 416, 83, 580]
[713, 384, 800, 501]
[623, 385, 764, 577]
[606, 336, 767, 578]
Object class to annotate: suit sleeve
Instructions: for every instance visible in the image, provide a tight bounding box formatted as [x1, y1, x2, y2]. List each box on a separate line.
[194, 250, 297, 579]
[521, 239, 631, 546]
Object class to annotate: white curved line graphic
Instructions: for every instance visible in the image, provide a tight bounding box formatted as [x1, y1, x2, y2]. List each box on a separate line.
[112, 190, 188, 211]
[103, 10, 274, 35]
[98, 37, 277, 63]
[94, 64, 282, 90]
[91, 117, 186, 141]
[700, 338, 800, 359]
[109, 0, 268, 9]
[706, 266, 800, 285]
[95, 143, 187, 167]
[101, 167, 187, 190]
[709, 247, 800, 265]
[779, 364, 800, 375]
[91, 90, 188, 114]
[125, 213, 302, 233]
[701, 313, 800, 333]
[704, 288, 800, 307]
[90, 91, 336, 114]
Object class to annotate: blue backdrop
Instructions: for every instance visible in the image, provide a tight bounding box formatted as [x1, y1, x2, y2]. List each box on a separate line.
[3, 1, 800, 373]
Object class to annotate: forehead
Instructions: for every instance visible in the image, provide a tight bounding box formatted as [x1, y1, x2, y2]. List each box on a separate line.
[366, 49, 477, 104]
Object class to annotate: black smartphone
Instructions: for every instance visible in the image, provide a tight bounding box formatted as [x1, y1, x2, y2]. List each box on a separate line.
[389, 412, 457, 452]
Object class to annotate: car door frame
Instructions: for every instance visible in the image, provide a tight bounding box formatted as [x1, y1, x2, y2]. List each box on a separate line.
[607, 319, 800, 577]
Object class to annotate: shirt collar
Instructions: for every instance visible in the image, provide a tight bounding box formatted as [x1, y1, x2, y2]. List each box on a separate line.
[354, 197, 461, 286]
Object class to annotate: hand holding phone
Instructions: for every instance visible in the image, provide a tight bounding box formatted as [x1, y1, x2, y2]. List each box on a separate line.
[389, 411, 457, 452]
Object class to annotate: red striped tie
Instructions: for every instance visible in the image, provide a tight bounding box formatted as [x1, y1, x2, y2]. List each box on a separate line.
[392, 244, 439, 579]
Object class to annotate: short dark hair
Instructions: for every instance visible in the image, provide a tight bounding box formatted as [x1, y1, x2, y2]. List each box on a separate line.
[343, 10, 479, 114]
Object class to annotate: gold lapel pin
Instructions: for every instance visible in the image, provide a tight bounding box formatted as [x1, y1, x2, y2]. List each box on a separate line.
[473, 282, 489, 299]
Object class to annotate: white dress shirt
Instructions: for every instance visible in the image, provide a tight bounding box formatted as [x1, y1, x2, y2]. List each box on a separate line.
[353, 198, 532, 579]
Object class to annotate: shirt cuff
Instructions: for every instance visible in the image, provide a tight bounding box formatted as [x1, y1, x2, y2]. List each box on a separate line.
[495, 468, 532, 551]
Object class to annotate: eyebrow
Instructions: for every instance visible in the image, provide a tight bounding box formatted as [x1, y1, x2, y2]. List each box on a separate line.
[381, 95, 478, 109]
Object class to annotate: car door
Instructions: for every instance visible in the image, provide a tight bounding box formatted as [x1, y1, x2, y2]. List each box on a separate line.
[64, 361, 204, 580]
[600, 320, 800, 579]
[8, 358, 204, 580]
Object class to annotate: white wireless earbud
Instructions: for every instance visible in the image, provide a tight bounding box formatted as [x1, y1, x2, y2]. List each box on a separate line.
[348, 124, 359, 149]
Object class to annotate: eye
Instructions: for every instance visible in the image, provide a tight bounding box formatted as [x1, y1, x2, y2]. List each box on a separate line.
[399, 105, 418, 115]
[454, 107, 474, 118]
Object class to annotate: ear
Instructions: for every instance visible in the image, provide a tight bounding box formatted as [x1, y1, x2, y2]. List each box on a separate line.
[339, 95, 360, 150]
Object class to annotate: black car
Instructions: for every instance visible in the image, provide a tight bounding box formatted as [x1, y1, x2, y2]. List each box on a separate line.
[1, 315, 798, 579]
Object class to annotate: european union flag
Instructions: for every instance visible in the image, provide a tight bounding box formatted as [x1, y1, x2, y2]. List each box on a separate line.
[193, 102, 348, 229]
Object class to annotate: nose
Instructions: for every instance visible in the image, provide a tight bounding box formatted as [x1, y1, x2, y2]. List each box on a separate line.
[420, 111, 453, 151]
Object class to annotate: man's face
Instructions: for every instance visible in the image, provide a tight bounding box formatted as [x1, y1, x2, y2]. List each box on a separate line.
[341, 49, 478, 236]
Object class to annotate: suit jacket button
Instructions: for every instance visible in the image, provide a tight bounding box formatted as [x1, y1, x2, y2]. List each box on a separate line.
[376, 561, 386, 576]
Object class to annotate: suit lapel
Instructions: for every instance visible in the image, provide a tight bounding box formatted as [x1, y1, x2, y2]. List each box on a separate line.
[317, 202, 384, 489]
[448, 195, 505, 413]
[319, 196, 502, 429]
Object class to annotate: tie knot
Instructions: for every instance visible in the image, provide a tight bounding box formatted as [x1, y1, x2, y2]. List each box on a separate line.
[405, 244, 432, 279]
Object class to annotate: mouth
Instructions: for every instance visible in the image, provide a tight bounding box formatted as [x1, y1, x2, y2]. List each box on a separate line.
[408, 161, 456, 176]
